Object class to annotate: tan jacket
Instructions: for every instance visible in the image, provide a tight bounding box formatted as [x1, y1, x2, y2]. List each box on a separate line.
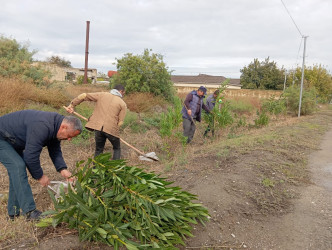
[70, 92, 127, 138]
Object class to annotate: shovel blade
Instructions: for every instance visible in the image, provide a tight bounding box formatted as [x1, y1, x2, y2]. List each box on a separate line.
[139, 152, 159, 161]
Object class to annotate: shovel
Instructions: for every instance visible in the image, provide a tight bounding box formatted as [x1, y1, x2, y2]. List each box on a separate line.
[63, 106, 159, 161]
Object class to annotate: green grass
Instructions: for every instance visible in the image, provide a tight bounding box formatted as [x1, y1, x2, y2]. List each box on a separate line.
[262, 178, 275, 188]
[228, 99, 255, 114]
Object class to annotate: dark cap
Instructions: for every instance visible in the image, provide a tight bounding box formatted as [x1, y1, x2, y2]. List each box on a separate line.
[198, 86, 207, 95]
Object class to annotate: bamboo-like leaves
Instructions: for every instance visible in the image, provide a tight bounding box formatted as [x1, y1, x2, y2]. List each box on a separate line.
[40, 153, 209, 249]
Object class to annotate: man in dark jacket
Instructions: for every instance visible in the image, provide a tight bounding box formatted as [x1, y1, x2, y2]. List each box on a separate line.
[181, 86, 210, 143]
[0, 110, 82, 220]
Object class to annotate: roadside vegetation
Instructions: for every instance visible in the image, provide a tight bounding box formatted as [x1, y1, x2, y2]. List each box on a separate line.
[1, 36, 332, 248]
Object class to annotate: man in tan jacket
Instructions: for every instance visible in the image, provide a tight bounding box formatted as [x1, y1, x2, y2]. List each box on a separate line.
[66, 84, 127, 160]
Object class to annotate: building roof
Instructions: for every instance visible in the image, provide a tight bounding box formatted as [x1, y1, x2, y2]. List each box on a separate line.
[171, 74, 241, 86]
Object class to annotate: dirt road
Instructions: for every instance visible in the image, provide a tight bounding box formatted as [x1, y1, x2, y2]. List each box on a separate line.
[272, 126, 332, 249]
[214, 126, 332, 249]
[180, 114, 332, 250]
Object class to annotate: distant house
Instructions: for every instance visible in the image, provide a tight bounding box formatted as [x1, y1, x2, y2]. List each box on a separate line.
[171, 74, 241, 89]
[34, 62, 97, 83]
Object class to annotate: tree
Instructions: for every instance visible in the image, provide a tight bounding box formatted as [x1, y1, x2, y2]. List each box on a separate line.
[110, 49, 175, 101]
[46, 55, 72, 68]
[288, 65, 332, 103]
[0, 36, 49, 85]
[240, 57, 285, 90]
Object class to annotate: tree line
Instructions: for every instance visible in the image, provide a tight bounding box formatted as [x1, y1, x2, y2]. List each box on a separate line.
[1, 35, 332, 103]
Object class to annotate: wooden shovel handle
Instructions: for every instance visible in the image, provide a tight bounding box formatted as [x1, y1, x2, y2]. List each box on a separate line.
[63, 106, 88, 121]
[63, 106, 158, 161]
[183, 103, 195, 124]
[119, 138, 146, 156]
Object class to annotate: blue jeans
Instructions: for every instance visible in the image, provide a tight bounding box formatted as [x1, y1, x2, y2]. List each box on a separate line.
[0, 138, 36, 216]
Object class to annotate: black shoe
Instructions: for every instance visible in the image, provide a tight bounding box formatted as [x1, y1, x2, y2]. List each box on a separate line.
[25, 209, 43, 221]
[8, 213, 20, 221]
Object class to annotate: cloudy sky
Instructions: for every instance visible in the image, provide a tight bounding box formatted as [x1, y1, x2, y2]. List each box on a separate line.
[1, 0, 331, 78]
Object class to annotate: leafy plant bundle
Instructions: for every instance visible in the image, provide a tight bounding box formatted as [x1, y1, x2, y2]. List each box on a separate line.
[39, 154, 209, 249]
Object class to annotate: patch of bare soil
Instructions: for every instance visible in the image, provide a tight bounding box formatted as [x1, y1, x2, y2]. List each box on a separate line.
[166, 111, 332, 249]
[1, 111, 332, 249]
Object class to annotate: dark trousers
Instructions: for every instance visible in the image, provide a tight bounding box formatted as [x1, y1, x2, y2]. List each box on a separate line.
[94, 131, 121, 160]
[183, 118, 196, 143]
[204, 116, 215, 136]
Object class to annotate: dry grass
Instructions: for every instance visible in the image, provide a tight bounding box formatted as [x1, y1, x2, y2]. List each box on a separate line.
[124, 92, 168, 113]
[0, 77, 70, 115]
[0, 196, 39, 248]
[64, 84, 109, 99]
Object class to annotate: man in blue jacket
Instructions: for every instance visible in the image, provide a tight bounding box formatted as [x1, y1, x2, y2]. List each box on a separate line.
[181, 86, 210, 144]
[0, 110, 82, 220]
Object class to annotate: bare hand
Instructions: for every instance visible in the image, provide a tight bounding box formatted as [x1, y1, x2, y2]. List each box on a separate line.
[65, 105, 74, 114]
[187, 110, 192, 116]
[38, 175, 50, 187]
[60, 169, 75, 182]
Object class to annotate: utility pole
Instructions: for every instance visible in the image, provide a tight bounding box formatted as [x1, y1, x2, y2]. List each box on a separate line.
[83, 21, 90, 84]
[298, 36, 308, 118]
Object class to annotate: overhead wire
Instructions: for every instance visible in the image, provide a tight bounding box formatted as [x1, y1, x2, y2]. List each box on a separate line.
[281, 0, 306, 85]
[280, 0, 303, 37]
[292, 37, 303, 84]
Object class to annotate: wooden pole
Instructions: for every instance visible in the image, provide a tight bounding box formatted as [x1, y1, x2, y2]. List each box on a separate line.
[83, 21, 90, 84]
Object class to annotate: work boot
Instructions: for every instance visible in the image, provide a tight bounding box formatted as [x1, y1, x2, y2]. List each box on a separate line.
[25, 209, 43, 221]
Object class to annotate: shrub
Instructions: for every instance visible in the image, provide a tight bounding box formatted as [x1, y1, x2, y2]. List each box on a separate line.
[0, 36, 49, 85]
[282, 85, 317, 116]
[261, 96, 286, 115]
[235, 115, 247, 128]
[76, 75, 92, 84]
[159, 96, 183, 138]
[142, 115, 161, 128]
[254, 111, 269, 127]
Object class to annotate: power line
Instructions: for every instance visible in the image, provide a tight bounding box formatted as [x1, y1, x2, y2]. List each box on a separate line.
[280, 0, 303, 37]
[295, 38, 303, 66]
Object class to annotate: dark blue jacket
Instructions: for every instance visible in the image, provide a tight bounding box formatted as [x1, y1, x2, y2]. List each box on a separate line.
[0, 110, 66, 179]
